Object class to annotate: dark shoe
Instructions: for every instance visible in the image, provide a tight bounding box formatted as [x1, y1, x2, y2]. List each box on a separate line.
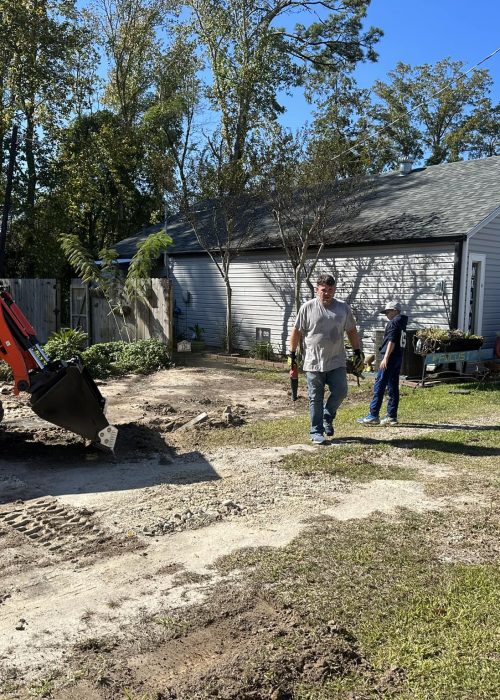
[324, 424, 334, 437]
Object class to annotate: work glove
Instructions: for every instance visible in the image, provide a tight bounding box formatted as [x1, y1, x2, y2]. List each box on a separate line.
[351, 349, 365, 375]
[287, 351, 298, 370]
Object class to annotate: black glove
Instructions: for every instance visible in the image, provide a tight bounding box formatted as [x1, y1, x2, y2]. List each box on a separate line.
[287, 351, 298, 370]
[351, 349, 365, 374]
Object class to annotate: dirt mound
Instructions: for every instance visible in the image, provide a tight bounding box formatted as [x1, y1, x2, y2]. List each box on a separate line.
[121, 594, 364, 700]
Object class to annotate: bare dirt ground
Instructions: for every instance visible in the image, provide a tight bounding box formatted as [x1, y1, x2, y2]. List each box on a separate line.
[0, 362, 487, 699]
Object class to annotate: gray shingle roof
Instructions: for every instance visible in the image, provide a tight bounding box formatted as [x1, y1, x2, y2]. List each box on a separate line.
[113, 156, 500, 258]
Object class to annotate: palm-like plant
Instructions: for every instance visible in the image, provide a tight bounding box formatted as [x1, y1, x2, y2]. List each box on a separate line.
[60, 231, 172, 342]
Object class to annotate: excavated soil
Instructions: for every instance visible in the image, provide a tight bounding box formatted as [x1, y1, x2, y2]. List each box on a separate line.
[0, 361, 486, 699]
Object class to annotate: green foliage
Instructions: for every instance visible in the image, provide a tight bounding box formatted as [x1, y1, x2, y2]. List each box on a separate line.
[0, 360, 13, 381]
[124, 231, 173, 301]
[249, 341, 276, 361]
[189, 323, 205, 341]
[81, 342, 127, 379]
[372, 58, 492, 166]
[113, 339, 171, 375]
[43, 327, 88, 361]
[81, 339, 170, 379]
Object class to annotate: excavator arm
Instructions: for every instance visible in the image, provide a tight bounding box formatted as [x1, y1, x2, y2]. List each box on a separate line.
[0, 289, 118, 450]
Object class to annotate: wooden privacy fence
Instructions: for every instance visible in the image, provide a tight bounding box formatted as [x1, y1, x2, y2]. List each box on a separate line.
[0, 278, 60, 343]
[70, 278, 173, 347]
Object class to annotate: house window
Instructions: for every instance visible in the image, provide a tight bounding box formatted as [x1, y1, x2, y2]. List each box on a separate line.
[256, 328, 271, 342]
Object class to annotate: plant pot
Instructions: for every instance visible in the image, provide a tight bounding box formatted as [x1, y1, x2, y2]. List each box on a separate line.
[445, 339, 483, 352]
[191, 340, 205, 352]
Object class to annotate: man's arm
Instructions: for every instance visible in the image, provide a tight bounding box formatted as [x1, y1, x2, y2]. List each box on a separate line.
[289, 327, 301, 353]
[346, 327, 361, 351]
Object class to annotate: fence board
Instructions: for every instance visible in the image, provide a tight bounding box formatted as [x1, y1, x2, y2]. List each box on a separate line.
[72, 278, 173, 348]
[0, 278, 60, 343]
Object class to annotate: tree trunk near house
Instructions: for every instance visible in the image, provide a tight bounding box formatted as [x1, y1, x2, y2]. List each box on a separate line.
[225, 280, 233, 353]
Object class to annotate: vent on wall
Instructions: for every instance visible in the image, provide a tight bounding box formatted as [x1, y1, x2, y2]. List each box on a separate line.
[256, 328, 271, 342]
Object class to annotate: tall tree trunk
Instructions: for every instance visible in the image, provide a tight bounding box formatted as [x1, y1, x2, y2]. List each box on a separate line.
[225, 278, 232, 353]
[24, 110, 37, 275]
[0, 124, 18, 276]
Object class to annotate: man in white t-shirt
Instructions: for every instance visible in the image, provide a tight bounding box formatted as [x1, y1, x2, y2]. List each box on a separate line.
[288, 274, 364, 444]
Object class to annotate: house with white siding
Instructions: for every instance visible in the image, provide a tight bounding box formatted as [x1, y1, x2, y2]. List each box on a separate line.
[114, 156, 500, 356]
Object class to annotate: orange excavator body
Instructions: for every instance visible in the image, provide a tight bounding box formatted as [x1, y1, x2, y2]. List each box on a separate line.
[0, 289, 117, 449]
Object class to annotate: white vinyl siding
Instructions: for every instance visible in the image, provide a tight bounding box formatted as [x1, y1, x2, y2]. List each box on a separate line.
[468, 212, 500, 347]
[171, 241, 456, 354]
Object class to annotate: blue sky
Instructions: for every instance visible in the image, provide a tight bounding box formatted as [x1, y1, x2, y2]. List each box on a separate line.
[280, 0, 500, 129]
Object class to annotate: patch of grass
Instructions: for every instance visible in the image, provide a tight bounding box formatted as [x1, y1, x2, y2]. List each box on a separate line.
[202, 414, 312, 448]
[358, 565, 500, 699]
[281, 443, 416, 482]
[216, 507, 500, 699]
[74, 636, 114, 652]
[398, 380, 500, 424]
[28, 672, 60, 698]
[410, 428, 500, 466]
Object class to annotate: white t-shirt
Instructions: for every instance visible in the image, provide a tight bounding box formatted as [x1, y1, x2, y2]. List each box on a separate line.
[294, 298, 356, 372]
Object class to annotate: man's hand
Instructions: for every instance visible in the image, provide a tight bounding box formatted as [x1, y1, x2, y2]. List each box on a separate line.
[287, 351, 298, 370]
[351, 349, 365, 374]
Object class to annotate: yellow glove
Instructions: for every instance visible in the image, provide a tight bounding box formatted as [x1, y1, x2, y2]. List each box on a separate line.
[351, 349, 365, 375]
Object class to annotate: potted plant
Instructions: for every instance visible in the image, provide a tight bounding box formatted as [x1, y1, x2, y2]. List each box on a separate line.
[414, 328, 483, 355]
[190, 323, 205, 352]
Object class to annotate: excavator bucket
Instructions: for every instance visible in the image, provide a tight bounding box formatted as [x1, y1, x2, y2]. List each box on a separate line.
[29, 357, 118, 450]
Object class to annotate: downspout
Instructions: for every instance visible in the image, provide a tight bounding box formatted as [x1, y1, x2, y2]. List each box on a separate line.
[450, 238, 464, 329]
[456, 234, 470, 331]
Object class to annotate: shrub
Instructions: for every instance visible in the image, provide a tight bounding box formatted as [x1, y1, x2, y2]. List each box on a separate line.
[82, 341, 126, 379]
[81, 339, 170, 379]
[44, 327, 88, 361]
[0, 360, 12, 382]
[113, 339, 171, 375]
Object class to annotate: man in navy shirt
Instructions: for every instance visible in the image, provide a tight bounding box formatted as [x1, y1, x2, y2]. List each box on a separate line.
[358, 301, 408, 426]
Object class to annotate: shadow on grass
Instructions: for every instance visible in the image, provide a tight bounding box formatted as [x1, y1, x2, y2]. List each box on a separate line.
[335, 434, 500, 458]
[399, 423, 500, 431]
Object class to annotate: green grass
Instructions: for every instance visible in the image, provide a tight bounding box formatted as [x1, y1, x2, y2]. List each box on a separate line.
[281, 442, 417, 482]
[217, 507, 500, 699]
[205, 377, 500, 698]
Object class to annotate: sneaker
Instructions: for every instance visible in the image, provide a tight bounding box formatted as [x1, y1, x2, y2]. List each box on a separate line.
[311, 434, 326, 445]
[357, 415, 380, 425]
[324, 424, 334, 437]
[380, 416, 398, 426]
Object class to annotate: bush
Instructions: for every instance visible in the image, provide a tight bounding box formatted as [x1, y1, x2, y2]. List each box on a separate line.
[0, 360, 12, 382]
[113, 339, 171, 375]
[82, 341, 127, 379]
[81, 339, 170, 379]
[44, 327, 88, 361]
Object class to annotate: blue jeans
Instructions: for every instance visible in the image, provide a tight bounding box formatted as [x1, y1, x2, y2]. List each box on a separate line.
[306, 368, 348, 437]
[369, 357, 402, 419]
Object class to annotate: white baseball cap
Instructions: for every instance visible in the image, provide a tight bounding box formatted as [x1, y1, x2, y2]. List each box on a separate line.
[380, 300, 402, 313]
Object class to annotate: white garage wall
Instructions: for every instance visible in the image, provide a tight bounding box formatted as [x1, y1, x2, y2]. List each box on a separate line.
[171, 241, 456, 354]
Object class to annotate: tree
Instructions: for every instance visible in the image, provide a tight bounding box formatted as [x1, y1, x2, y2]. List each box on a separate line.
[182, 0, 381, 192]
[89, 0, 169, 127]
[259, 125, 364, 313]
[448, 99, 500, 160]
[372, 58, 492, 166]
[167, 0, 381, 350]
[0, 0, 96, 275]
[50, 110, 144, 258]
